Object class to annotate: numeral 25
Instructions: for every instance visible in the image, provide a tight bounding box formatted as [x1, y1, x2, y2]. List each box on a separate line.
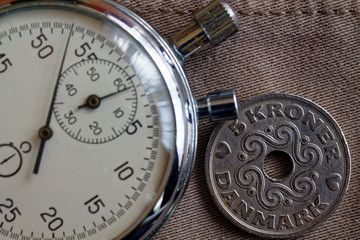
[0, 53, 12, 73]
[0, 198, 21, 223]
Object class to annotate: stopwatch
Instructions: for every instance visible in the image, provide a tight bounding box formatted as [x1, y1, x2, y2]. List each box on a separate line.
[0, 0, 239, 239]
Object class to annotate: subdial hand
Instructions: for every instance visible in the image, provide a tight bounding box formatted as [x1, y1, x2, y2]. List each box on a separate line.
[33, 23, 74, 174]
[1, 153, 16, 165]
[77, 88, 128, 110]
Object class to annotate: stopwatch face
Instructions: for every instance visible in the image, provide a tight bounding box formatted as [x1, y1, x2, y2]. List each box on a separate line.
[0, 1, 188, 239]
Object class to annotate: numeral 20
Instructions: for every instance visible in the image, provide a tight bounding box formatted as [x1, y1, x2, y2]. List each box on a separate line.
[89, 121, 102, 135]
[40, 207, 63, 231]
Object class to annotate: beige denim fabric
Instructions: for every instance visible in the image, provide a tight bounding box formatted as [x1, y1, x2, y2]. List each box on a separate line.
[118, 0, 360, 239]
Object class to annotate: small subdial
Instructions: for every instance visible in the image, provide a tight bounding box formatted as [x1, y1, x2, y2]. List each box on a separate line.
[0, 143, 22, 178]
[54, 59, 138, 144]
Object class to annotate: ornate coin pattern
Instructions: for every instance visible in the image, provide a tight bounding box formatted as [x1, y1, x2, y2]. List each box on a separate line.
[206, 94, 351, 238]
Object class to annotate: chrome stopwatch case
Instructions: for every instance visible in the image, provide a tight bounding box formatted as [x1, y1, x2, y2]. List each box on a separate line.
[0, 0, 239, 239]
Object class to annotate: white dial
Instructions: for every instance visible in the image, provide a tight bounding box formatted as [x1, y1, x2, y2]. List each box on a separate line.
[0, 3, 175, 240]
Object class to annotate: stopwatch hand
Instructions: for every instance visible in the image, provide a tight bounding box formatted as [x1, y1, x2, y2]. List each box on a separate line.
[77, 88, 128, 110]
[33, 24, 74, 174]
[1, 153, 16, 165]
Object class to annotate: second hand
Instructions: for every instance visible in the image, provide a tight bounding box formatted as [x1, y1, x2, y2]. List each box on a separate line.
[33, 23, 75, 174]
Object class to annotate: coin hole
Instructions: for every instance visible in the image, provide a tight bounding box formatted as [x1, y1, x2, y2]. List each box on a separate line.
[263, 151, 293, 181]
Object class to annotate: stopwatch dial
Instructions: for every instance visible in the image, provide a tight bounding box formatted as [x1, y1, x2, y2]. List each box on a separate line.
[54, 59, 138, 144]
[0, 143, 22, 178]
[0, 3, 175, 240]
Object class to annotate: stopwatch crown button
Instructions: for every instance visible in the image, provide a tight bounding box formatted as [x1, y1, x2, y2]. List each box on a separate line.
[194, 0, 239, 45]
[170, 0, 239, 60]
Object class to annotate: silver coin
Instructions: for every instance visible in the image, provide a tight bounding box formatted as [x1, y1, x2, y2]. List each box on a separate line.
[205, 94, 351, 238]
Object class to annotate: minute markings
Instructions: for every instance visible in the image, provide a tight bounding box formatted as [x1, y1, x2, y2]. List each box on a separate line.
[72, 68, 78, 76]
[108, 64, 114, 74]
[76, 129, 81, 139]
[54, 59, 138, 144]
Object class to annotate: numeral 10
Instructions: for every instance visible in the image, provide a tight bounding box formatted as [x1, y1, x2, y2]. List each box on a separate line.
[114, 162, 134, 180]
